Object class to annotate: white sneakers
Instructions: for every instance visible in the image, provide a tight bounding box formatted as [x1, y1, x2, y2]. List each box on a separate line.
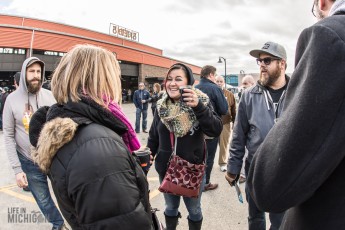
[220, 165, 227, 172]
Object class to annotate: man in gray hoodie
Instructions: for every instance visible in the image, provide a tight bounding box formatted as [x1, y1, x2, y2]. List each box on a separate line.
[3, 57, 66, 230]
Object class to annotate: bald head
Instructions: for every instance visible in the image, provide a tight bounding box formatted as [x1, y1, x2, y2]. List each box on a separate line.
[215, 75, 225, 89]
[242, 75, 255, 89]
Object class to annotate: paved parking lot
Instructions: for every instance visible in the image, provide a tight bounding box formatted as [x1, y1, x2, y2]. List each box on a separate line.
[0, 102, 253, 230]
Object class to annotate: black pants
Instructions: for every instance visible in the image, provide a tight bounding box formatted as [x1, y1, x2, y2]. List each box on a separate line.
[205, 137, 219, 184]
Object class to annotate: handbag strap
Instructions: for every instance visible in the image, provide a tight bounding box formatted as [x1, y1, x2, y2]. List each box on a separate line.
[169, 132, 206, 163]
[169, 132, 177, 156]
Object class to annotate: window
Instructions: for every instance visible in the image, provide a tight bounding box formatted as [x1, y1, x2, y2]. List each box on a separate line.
[14, 49, 26, 54]
[0, 48, 14, 54]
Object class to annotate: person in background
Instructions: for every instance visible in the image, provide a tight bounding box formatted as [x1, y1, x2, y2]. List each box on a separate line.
[29, 44, 152, 229]
[195, 65, 228, 191]
[133, 82, 150, 133]
[248, 1, 345, 229]
[239, 74, 255, 183]
[149, 82, 163, 116]
[14, 71, 21, 89]
[122, 88, 127, 103]
[127, 88, 132, 102]
[42, 80, 51, 90]
[0, 87, 10, 131]
[241, 75, 255, 91]
[3, 57, 66, 230]
[226, 41, 289, 230]
[147, 63, 222, 230]
[215, 75, 236, 172]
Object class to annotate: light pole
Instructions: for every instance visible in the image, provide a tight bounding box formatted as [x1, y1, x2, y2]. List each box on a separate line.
[217, 56, 227, 84]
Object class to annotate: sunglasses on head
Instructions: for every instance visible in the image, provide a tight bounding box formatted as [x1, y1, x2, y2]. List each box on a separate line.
[256, 57, 281, 65]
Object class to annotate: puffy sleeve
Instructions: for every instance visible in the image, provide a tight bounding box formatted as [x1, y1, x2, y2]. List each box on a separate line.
[147, 111, 160, 158]
[65, 137, 151, 228]
[192, 101, 223, 137]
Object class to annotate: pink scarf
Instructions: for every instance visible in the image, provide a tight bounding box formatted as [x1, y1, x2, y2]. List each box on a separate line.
[107, 101, 141, 152]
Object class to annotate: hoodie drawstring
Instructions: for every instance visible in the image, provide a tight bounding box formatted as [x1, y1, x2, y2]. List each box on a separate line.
[263, 90, 270, 111]
[27, 92, 39, 111]
[263, 89, 287, 123]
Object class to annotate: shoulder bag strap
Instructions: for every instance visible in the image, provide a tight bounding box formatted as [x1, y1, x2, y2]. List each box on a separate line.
[169, 132, 177, 156]
[202, 141, 206, 164]
[170, 132, 207, 164]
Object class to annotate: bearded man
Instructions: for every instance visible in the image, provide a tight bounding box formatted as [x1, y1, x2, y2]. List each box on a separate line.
[3, 57, 68, 230]
[225, 41, 289, 230]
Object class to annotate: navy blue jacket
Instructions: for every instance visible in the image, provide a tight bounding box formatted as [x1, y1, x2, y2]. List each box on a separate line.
[133, 89, 150, 110]
[195, 78, 228, 116]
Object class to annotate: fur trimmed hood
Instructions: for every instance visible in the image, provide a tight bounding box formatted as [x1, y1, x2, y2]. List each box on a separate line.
[32, 117, 78, 173]
[29, 96, 129, 173]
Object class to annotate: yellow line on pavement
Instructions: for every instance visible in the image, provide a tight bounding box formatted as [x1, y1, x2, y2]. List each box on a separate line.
[1, 179, 161, 203]
[1, 189, 36, 203]
[0, 184, 17, 191]
[149, 189, 161, 200]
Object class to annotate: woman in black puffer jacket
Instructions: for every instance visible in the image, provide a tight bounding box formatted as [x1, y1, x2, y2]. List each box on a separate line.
[29, 44, 152, 230]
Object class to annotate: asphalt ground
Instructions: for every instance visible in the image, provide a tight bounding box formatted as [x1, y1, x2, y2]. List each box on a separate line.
[0, 102, 268, 230]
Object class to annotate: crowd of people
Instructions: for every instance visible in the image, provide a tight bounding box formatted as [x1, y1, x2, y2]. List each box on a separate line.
[1, 0, 345, 229]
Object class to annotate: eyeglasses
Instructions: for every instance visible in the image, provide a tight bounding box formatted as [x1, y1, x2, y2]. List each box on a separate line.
[256, 57, 281, 66]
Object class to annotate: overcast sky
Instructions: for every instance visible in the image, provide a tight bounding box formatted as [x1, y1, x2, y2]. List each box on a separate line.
[1, 0, 316, 74]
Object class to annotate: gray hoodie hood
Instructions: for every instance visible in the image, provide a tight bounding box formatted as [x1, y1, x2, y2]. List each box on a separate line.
[3, 57, 56, 175]
[19, 57, 46, 94]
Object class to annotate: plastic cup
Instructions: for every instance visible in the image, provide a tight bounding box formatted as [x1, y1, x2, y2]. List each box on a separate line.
[179, 85, 192, 103]
[134, 147, 151, 173]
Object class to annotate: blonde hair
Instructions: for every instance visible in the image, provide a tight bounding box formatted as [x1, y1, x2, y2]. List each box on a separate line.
[51, 44, 122, 108]
[153, 83, 161, 93]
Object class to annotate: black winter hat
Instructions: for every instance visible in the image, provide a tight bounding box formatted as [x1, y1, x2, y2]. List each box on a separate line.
[29, 106, 50, 147]
[168, 63, 195, 85]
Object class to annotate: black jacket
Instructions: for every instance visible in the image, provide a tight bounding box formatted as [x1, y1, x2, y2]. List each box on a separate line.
[0, 91, 9, 114]
[247, 12, 345, 230]
[149, 92, 162, 110]
[195, 77, 228, 117]
[147, 100, 222, 177]
[31, 99, 152, 230]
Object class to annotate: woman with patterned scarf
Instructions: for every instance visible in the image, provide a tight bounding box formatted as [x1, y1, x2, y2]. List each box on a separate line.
[147, 63, 222, 230]
[28, 44, 153, 230]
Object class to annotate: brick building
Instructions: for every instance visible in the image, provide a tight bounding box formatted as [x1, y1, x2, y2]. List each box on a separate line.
[0, 14, 201, 92]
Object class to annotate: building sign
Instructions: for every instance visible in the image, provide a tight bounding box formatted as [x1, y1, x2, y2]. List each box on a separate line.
[109, 23, 139, 42]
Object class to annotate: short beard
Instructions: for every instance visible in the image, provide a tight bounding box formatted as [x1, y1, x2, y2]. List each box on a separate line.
[26, 79, 42, 94]
[314, 1, 326, 19]
[260, 64, 281, 87]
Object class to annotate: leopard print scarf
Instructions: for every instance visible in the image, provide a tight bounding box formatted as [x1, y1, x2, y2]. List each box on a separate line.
[157, 88, 209, 137]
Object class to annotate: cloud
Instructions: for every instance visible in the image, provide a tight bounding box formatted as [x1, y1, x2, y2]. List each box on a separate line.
[0, 0, 316, 74]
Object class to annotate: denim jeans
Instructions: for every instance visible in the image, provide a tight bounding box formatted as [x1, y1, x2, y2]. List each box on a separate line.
[205, 137, 219, 184]
[135, 108, 148, 132]
[18, 152, 64, 228]
[245, 162, 285, 230]
[159, 175, 206, 222]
